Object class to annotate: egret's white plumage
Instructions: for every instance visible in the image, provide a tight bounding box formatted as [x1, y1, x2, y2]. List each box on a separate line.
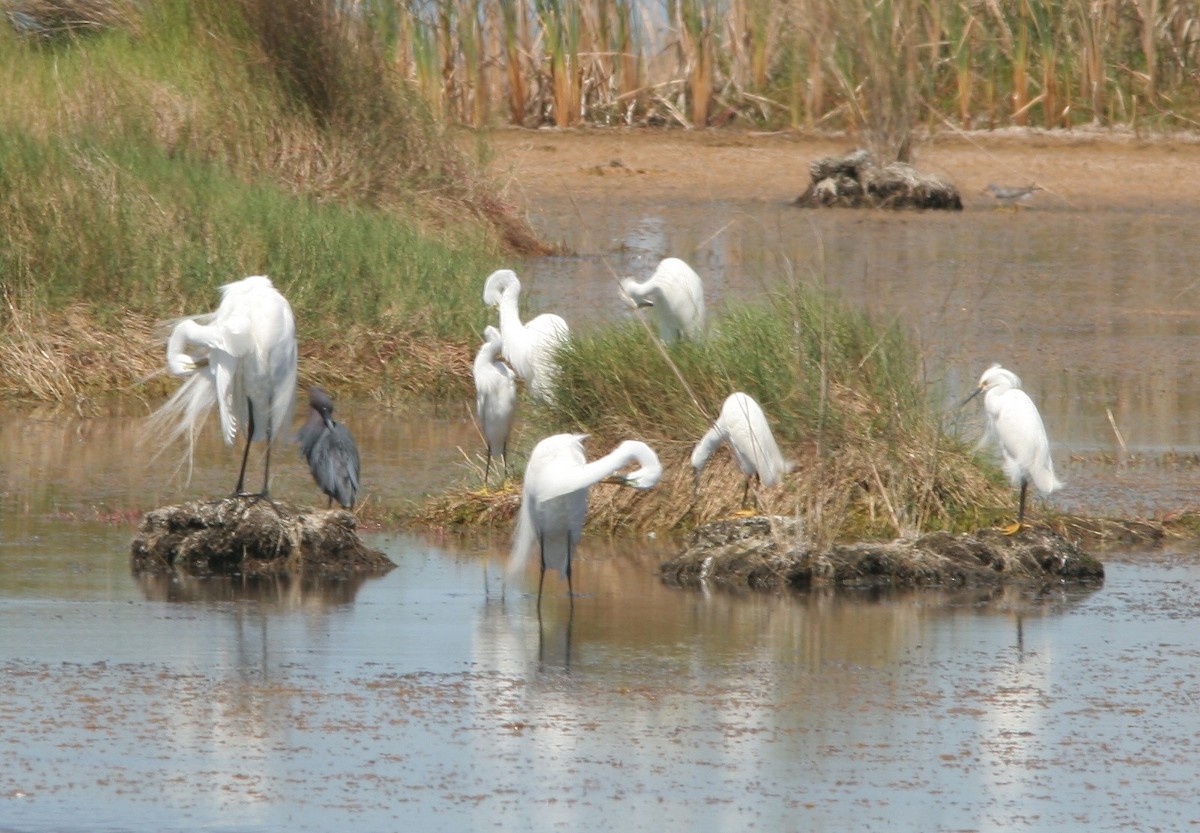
[968, 364, 1062, 531]
[509, 433, 661, 602]
[691, 392, 791, 508]
[619, 257, 706, 344]
[482, 269, 569, 402]
[473, 325, 517, 485]
[152, 275, 298, 494]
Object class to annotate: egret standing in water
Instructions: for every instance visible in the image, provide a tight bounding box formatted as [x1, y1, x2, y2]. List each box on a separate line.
[152, 275, 297, 496]
[509, 434, 661, 607]
[965, 364, 1062, 534]
[619, 257, 706, 344]
[482, 269, 569, 402]
[691, 391, 790, 514]
[473, 325, 517, 488]
[297, 387, 361, 509]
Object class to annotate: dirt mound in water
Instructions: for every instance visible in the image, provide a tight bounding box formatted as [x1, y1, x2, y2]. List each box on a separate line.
[130, 497, 393, 578]
[794, 149, 963, 210]
[661, 517, 1104, 591]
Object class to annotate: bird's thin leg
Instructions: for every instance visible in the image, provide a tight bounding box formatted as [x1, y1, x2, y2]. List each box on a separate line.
[741, 478, 751, 510]
[261, 402, 273, 497]
[235, 399, 255, 495]
[501, 447, 508, 483]
[1002, 480, 1029, 535]
[566, 538, 575, 611]
[326, 495, 333, 509]
[483, 452, 493, 491]
[537, 538, 547, 616]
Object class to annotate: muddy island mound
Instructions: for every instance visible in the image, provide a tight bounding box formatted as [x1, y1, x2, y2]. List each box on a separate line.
[794, 149, 963, 211]
[131, 497, 393, 578]
[662, 517, 1103, 592]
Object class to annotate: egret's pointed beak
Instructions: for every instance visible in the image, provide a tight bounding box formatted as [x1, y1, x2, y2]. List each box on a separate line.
[603, 474, 632, 487]
[959, 385, 984, 409]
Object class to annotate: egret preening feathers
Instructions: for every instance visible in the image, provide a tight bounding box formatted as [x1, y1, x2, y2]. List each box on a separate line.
[297, 387, 361, 509]
[619, 257, 706, 344]
[473, 325, 517, 487]
[482, 269, 569, 403]
[509, 433, 662, 606]
[691, 391, 791, 513]
[152, 275, 298, 496]
[965, 364, 1062, 534]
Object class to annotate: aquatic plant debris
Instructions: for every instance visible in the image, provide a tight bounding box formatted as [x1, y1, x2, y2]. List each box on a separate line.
[794, 149, 963, 210]
[662, 516, 1104, 591]
[130, 497, 393, 578]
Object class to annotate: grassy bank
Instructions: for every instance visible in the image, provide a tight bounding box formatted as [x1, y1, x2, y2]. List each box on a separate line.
[0, 0, 538, 406]
[424, 278, 1008, 543]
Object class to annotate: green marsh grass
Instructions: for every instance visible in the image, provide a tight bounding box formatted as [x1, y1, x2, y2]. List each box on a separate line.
[0, 0, 535, 405]
[527, 283, 1005, 542]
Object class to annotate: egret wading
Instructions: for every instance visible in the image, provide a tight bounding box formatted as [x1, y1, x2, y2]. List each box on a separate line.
[509, 434, 661, 607]
[965, 364, 1062, 534]
[151, 275, 297, 496]
[297, 387, 361, 509]
[691, 391, 791, 514]
[619, 257, 706, 344]
[473, 325, 517, 488]
[482, 269, 569, 403]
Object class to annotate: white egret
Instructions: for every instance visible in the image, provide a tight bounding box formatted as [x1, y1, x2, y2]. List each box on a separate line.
[297, 387, 361, 509]
[691, 391, 791, 512]
[509, 433, 661, 605]
[482, 269, 569, 402]
[152, 275, 298, 496]
[619, 257, 706, 344]
[473, 325, 517, 487]
[965, 364, 1062, 533]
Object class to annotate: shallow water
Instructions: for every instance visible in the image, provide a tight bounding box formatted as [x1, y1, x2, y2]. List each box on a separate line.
[521, 194, 1200, 517]
[3, 525, 1200, 832]
[6, 153, 1200, 831]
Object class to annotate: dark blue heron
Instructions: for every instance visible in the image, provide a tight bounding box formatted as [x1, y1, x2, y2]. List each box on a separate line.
[298, 387, 360, 509]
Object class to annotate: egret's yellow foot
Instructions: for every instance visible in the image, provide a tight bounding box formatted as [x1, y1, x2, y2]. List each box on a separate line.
[1000, 521, 1025, 536]
[470, 486, 492, 497]
[729, 508, 757, 519]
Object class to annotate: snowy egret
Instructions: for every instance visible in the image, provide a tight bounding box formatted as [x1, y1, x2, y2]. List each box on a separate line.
[984, 183, 1042, 210]
[482, 269, 569, 402]
[473, 325, 517, 487]
[691, 391, 791, 512]
[152, 275, 298, 496]
[965, 364, 1062, 534]
[297, 387, 361, 509]
[619, 257, 706, 344]
[509, 433, 661, 605]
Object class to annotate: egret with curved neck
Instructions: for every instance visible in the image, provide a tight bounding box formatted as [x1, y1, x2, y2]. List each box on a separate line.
[153, 275, 297, 496]
[482, 269, 569, 402]
[691, 391, 791, 514]
[473, 325, 517, 487]
[619, 257, 706, 344]
[509, 433, 661, 606]
[965, 364, 1062, 534]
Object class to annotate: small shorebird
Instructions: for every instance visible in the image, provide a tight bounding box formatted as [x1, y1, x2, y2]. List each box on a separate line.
[984, 183, 1043, 210]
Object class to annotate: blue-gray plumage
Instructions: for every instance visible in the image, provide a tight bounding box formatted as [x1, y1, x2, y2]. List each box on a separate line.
[298, 387, 360, 509]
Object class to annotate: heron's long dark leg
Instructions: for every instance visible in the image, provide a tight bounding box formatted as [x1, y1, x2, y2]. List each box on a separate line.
[537, 536, 547, 616]
[261, 397, 274, 497]
[483, 450, 493, 490]
[235, 398, 255, 495]
[500, 443, 508, 482]
[740, 477, 751, 510]
[566, 535, 575, 610]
